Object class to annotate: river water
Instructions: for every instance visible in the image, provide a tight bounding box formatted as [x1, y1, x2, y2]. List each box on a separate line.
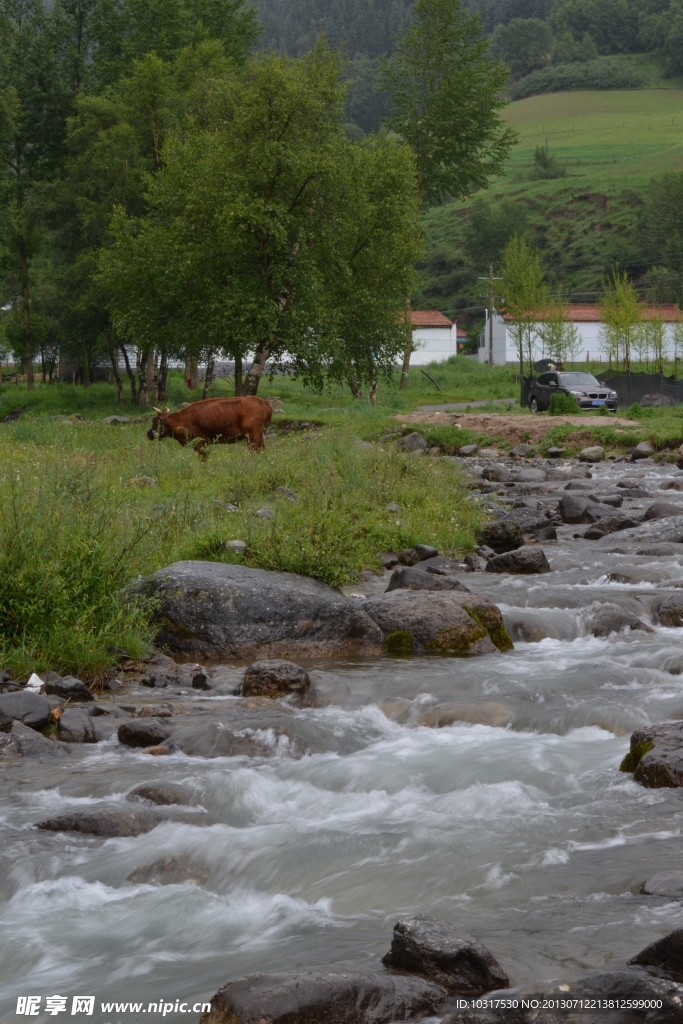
[2, 460, 683, 1022]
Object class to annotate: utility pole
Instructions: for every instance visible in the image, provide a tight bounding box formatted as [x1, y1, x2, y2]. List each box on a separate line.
[479, 263, 502, 366]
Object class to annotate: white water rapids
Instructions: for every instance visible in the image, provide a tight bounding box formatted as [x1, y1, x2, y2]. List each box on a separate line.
[2, 461, 683, 1022]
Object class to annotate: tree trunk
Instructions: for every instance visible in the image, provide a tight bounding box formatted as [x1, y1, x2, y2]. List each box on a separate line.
[234, 353, 243, 395]
[242, 341, 271, 395]
[158, 347, 168, 403]
[348, 371, 361, 398]
[121, 345, 137, 404]
[399, 295, 412, 390]
[40, 343, 46, 384]
[147, 348, 156, 404]
[202, 351, 215, 399]
[82, 340, 90, 387]
[108, 342, 123, 404]
[136, 348, 149, 405]
[184, 354, 199, 390]
[16, 152, 33, 391]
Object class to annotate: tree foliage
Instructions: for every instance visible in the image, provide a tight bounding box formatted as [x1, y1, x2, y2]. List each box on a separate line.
[501, 233, 547, 380]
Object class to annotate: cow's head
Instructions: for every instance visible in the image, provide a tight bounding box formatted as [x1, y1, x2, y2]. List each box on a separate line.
[148, 406, 172, 441]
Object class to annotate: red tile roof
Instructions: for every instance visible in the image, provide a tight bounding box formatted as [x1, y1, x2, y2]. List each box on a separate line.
[456, 327, 467, 339]
[409, 310, 453, 328]
[504, 304, 682, 323]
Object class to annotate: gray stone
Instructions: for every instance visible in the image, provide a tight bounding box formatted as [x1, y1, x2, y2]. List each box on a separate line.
[599, 515, 683, 546]
[458, 444, 478, 457]
[513, 467, 546, 482]
[0, 690, 51, 730]
[200, 971, 446, 1024]
[481, 464, 511, 483]
[103, 415, 130, 424]
[564, 481, 591, 490]
[380, 551, 399, 569]
[386, 566, 470, 593]
[546, 447, 566, 458]
[399, 431, 427, 452]
[127, 856, 210, 886]
[43, 675, 94, 702]
[227, 540, 246, 554]
[192, 669, 211, 690]
[0, 721, 69, 758]
[485, 547, 550, 575]
[629, 929, 683, 981]
[169, 723, 270, 759]
[274, 486, 297, 502]
[579, 445, 605, 463]
[621, 720, 683, 787]
[463, 554, 486, 572]
[678, 443, 683, 470]
[364, 590, 512, 655]
[632, 440, 655, 461]
[117, 719, 173, 748]
[642, 872, 683, 900]
[399, 547, 420, 566]
[660, 479, 683, 491]
[642, 501, 683, 521]
[140, 561, 384, 659]
[509, 443, 533, 457]
[382, 915, 509, 995]
[127, 782, 193, 806]
[583, 513, 640, 539]
[590, 606, 654, 638]
[559, 494, 598, 524]
[590, 493, 623, 507]
[476, 521, 524, 554]
[57, 708, 97, 743]
[508, 620, 546, 643]
[653, 594, 683, 627]
[637, 543, 683, 556]
[37, 808, 160, 837]
[242, 659, 310, 697]
[385, 503, 402, 514]
[255, 506, 275, 520]
[415, 543, 439, 560]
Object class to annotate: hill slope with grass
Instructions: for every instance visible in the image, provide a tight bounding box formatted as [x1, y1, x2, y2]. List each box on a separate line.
[416, 83, 683, 329]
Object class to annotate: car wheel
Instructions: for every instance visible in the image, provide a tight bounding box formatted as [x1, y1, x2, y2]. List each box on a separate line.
[529, 397, 538, 413]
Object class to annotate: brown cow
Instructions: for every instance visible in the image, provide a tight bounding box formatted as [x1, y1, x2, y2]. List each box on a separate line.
[147, 397, 273, 454]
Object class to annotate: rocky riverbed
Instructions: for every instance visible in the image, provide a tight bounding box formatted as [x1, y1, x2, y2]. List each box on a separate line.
[2, 450, 683, 1022]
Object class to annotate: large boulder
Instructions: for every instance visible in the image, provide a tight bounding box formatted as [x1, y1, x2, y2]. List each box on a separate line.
[642, 872, 683, 900]
[590, 606, 654, 638]
[199, 971, 446, 1024]
[364, 590, 513, 655]
[57, 708, 97, 743]
[629, 929, 683, 981]
[0, 690, 51, 730]
[242, 659, 310, 697]
[481, 464, 511, 483]
[43, 675, 94, 701]
[117, 719, 173, 748]
[476, 522, 524, 554]
[620, 721, 683, 787]
[579, 446, 605, 463]
[632, 440, 655, 461]
[558, 494, 601, 524]
[599, 516, 683, 546]
[141, 562, 384, 659]
[512, 467, 546, 483]
[653, 593, 683, 627]
[386, 566, 470, 594]
[485, 547, 550, 575]
[0, 721, 69, 759]
[381, 916, 508, 995]
[642, 502, 683, 521]
[127, 782, 193, 806]
[583, 513, 640, 539]
[37, 808, 160, 837]
[399, 431, 427, 452]
[168, 722, 270, 759]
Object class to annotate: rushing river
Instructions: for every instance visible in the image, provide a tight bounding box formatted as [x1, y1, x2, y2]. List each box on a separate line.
[2, 460, 683, 1022]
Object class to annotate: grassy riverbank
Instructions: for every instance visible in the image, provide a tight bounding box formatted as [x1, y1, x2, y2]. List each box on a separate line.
[0, 374, 482, 680]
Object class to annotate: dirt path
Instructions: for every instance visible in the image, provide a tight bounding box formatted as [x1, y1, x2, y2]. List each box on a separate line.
[396, 410, 638, 445]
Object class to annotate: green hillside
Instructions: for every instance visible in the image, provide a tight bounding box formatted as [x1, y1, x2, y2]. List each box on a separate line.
[416, 82, 683, 329]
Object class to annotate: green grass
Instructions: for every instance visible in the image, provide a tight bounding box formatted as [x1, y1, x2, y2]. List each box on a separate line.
[416, 85, 683, 323]
[0, 373, 485, 679]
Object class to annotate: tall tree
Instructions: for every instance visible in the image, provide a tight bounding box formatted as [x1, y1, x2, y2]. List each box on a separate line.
[644, 172, 683, 304]
[501, 233, 546, 384]
[598, 266, 640, 369]
[380, 0, 516, 388]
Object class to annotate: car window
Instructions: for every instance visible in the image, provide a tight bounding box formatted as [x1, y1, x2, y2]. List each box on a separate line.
[537, 373, 551, 385]
[558, 373, 600, 387]
[548, 374, 558, 385]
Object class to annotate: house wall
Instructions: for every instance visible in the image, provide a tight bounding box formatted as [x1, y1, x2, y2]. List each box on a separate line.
[410, 326, 459, 364]
[478, 312, 508, 365]
[503, 321, 680, 366]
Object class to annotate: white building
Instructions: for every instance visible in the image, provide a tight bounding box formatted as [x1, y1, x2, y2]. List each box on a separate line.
[409, 310, 467, 364]
[479, 305, 682, 366]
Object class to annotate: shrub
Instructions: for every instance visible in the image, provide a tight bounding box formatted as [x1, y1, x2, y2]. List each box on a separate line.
[510, 58, 649, 100]
[549, 392, 580, 415]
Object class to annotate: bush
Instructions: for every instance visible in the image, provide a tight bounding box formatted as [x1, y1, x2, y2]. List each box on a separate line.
[510, 57, 649, 100]
[528, 145, 566, 180]
[549, 392, 580, 415]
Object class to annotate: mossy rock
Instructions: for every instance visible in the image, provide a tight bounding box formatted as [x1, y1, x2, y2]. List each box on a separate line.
[620, 738, 654, 773]
[427, 621, 489, 653]
[463, 604, 514, 653]
[386, 630, 413, 653]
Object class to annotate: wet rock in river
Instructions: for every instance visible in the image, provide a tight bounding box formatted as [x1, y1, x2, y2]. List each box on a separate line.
[590, 493, 623, 507]
[43, 675, 94, 701]
[37, 807, 160, 837]
[481, 464, 511, 483]
[507, 620, 546, 643]
[513, 467, 546, 483]
[364, 590, 513, 655]
[629, 929, 683, 981]
[380, 551, 399, 569]
[140, 561, 384, 659]
[564, 481, 591, 490]
[620, 720, 683, 787]
[0, 721, 70, 758]
[0, 690, 51, 730]
[599, 516, 683, 546]
[476, 521, 524, 554]
[678, 442, 683, 469]
[642, 501, 683, 521]
[127, 782, 193, 806]
[117, 719, 173, 748]
[653, 593, 683, 627]
[579, 445, 605, 462]
[583, 513, 640, 539]
[485, 547, 550, 575]
[590, 606, 654, 638]
[641, 872, 683, 900]
[382, 915, 509, 995]
[558, 494, 601, 524]
[463, 554, 487, 572]
[199, 970, 446, 1024]
[414, 543, 439, 560]
[169, 722, 271, 759]
[660, 479, 683, 492]
[57, 708, 97, 743]
[242, 659, 310, 697]
[386, 566, 470, 594]
[636, 543, 683, 556]
[399, 547, 421, 566]
[632, 440, 655, 461]
[127, 855, 210, 886]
